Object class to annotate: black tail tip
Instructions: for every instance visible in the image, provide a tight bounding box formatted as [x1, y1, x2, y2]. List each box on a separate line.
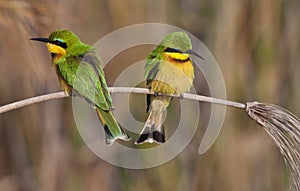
[104, 125, 131, 145]
[135, 130, 165, 145]
[105, 134, 131, 145]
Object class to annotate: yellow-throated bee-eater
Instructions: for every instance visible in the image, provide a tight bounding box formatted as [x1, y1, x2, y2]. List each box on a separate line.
[135, 31, 203, 144]
[30, 29, 130, 145]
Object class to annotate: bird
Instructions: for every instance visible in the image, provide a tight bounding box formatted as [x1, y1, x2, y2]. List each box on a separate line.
[135, 31, 203, 144]
[30, 29, 130, 145]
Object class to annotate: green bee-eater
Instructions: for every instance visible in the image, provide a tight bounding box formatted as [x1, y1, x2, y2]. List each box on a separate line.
[30, 29, 130, 145]
[135, 31, 203, 144]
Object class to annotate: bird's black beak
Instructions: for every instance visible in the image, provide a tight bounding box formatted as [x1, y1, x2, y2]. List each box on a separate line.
[30, 38, 49, 43]
[185, 49, 204, 60]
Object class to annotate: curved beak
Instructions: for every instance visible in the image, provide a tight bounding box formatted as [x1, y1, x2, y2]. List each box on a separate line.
[30, 38, 49, 43]
[185, 49, 204, 60]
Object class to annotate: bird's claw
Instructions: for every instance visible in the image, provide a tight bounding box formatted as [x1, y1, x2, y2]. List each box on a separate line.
[178, 94, 184, 99]
[153, 92, 159, 97]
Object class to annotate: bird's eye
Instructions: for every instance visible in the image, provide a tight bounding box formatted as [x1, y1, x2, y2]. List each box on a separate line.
[52, 40, 67, 49]
[164, 47, 181, 53]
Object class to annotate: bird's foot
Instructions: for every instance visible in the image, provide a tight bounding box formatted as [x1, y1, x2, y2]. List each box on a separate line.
[153, 92, 160, 97]
[64, 91, 71, 96]
[178, 94, 184, 99]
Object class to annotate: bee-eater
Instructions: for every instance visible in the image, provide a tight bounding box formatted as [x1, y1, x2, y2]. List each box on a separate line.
[135, 31, 203, 144]
[30, 29, 130, 145]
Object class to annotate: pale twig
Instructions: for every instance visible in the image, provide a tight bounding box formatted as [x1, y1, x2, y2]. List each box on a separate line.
[109, 87, 246, 108]
[0, 87, 245, 114]
[0, 92, 67, 114]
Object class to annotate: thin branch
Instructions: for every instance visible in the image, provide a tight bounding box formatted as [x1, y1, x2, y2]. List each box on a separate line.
[109, 87, 246, 108]
[0, 87, 246, 114]
[0, 92, 67, 114]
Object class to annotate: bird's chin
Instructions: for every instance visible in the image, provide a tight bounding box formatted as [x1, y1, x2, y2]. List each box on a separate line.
[46, 43, 66, 56]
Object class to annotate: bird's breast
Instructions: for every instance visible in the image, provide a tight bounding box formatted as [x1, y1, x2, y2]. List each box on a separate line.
[151, 59, 194, 94]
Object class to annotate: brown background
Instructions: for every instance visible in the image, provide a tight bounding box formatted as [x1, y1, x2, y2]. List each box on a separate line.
[0, 0, 299, 190]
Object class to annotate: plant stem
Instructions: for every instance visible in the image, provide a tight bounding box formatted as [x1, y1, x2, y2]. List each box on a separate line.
[0, 87, 246, 114]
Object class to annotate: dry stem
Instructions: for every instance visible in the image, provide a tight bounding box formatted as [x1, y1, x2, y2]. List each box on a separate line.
[0, 87, 245, 114]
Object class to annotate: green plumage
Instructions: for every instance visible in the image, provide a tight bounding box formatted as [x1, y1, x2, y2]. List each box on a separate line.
[159, 31, 192, 51]
[31, 29, 130, 145]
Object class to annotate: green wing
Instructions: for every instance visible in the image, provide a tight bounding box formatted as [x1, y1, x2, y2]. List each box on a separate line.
[144, 45, 164, 85]
[81, 51, 113, 109]
[144, 45, 164, 112]
[58, 51, 113, 111]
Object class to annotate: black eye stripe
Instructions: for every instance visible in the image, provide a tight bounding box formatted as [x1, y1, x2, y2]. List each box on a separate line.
[51, 40, 67, 49]
[164, 47, 182, 53]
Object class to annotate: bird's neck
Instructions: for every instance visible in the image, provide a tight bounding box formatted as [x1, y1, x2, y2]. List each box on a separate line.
[51, 53, 65, 64]
[163, 54, 194, 80]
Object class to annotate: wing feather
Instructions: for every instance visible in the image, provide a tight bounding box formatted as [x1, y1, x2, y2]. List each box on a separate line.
[144, 46, 164, 112]
[58, 50, 112, 111]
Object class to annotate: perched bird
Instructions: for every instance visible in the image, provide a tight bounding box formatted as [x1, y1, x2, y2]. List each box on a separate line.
[30, 29, 130, 145]
[135, 31, 203, 144]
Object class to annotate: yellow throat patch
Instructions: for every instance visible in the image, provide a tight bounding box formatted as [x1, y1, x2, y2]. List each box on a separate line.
[46, 43, 66, 56]
[163, 52, 194, 81]
[164, 52, 189, 61]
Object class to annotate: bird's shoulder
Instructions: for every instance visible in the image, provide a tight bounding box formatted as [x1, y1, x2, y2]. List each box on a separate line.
[145, 46, 165, 83]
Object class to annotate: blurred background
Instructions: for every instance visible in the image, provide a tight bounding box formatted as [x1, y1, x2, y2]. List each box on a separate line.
[0, 0, 300, 190]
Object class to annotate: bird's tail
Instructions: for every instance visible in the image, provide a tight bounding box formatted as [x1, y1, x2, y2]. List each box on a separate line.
[135, 100, 167, 144]
[96, 108, 130, 145]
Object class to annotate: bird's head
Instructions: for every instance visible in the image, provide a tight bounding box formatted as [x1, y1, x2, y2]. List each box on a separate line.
[30, 29, 81, 59]
[160, 31, 203, 61]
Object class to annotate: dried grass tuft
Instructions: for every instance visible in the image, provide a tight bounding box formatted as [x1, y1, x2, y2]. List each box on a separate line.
[246, 102, 300, 191]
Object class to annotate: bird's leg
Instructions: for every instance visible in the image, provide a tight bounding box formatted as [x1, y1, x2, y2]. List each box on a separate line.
[153, 92, 160, 97]
[68, 90, 76, 97]
[64, 91, 72, 96]
[178, 94, 184, 99]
